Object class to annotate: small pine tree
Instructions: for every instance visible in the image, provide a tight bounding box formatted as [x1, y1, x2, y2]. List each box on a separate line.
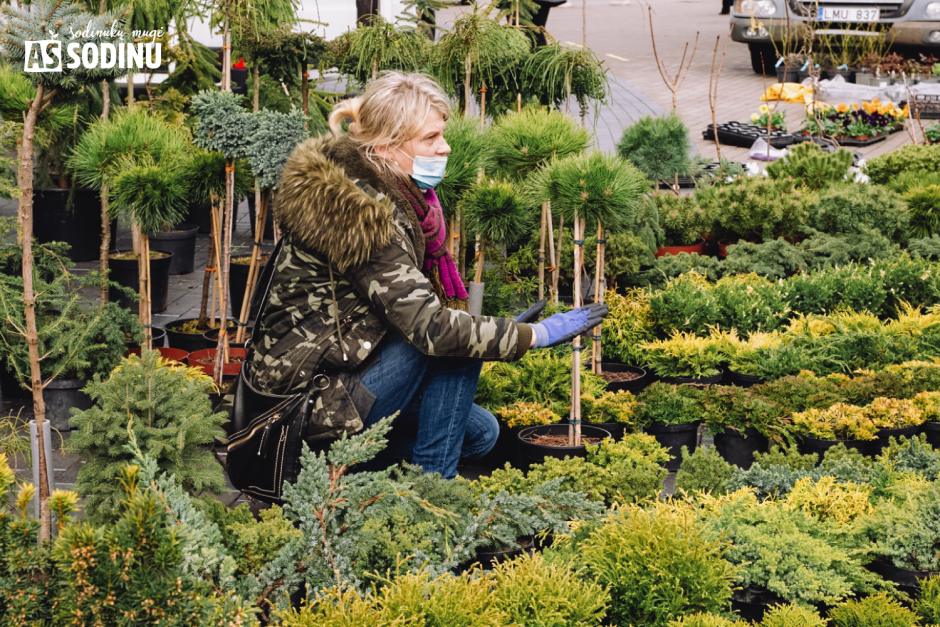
[68, 351, 227, 524]
[765, 141, 852, 190]
[617, 112, 693, 184]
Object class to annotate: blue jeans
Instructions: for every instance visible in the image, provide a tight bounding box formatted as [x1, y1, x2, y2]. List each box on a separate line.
[358, 333, 498, 478]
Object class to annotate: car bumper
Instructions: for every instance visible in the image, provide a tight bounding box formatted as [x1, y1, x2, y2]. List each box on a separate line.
[730, 18, 940, 47]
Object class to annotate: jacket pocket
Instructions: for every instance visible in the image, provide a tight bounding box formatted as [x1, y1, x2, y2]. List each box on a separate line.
[304, 375, 365, 445]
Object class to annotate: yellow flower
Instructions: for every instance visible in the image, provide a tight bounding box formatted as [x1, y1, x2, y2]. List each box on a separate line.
[759, 104, 769, 114]
[752, 113, 760, 122]
[837, 103, 849, 113]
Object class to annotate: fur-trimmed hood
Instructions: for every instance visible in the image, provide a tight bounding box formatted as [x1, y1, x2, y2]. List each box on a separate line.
[275, 134, 419, 272]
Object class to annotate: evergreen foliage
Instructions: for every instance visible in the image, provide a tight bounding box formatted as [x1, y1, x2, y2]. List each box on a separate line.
[68, 109, 192, 192]
[828, 594, 919, 627]
[765, 142, 853, 189]
[655, 193, 712, 247]
[0, 0, 129, 90]
[668, 614, 743, 627]
[675, 446, 734, 495]
[697, 176, 813, 243]
[804, 182, 908, 243]
[526, 151, 650, 233]
[437, 114, 489, 211]
[248, 108, 309, 189]
[476, 350, 607, 416]
[68, 351, 227, 524]
[183, 151, 254, 207]
[582, 505, 735, 627]
[904, 185, 940, 240]
[914, 574, 940, 625]
[761, 604, 827, 627]
[52, 466, 254, 626]
[600, 288, 656, 365]
[522, 44, 608, 117]
[158, 37, 222, 96]
[191, 89, 257, 158]
[341, 15, 430, 87]
[491, 552, 610, 627]
[111, 163, 189, 234]
[432, 11, 530, 107]
[909, 234, 940, 259]
[617, 112, 694, 183]
[863, 144, 940, 185]
[488, 107, 590, 181]
[635, 382, 704, 427]
[462, 178, 533, 247]
[884, 169, 940, 195]
[704, 493, 887, 606]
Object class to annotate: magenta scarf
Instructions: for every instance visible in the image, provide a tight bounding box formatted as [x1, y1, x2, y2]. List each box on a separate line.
[396, 185, 468, 308]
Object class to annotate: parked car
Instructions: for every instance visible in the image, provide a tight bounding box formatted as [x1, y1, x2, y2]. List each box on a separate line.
[730, 0, 940, 73]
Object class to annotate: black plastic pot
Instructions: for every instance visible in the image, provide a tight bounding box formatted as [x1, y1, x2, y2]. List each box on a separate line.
[799, 436, 873, 462]
[185, 201, 212, 234]
[820, 68, 856, 83]
[658, 369, 724, 386]
[713, 426, 768, 469]
[207, 373, 237, 411]
[727, 369, 765, 388]
[33, 188, 116, 262]
[107, 250, 173, 314]
[867, 560, 937, 588]
[645, 421, 701, 471]
[923, 421, 940, 448]
[731, 586, 786, 623]
[203, 326, 252, 350]
[44, 378, 92, 431]
[476, 423, 521, 470]
[229, 256, 263, 317]
[247, 193, 274, 241]
[126, 326, 167, 349]
[473, 537, 534, 570]
[776, 66, 801, 83]
[600, 363, 650, 394]
[871, 425, 922, 455]
[149, 224, 199, 275]
[0, 359, 30, 399]
[590, 422, 628, 440]
[165, 317, 212, 353]
[516, 424, 610, 470]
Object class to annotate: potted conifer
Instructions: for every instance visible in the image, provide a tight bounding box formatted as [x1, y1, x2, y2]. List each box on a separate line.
[488, 107, 590, 302]
[0, 0, 131, 540]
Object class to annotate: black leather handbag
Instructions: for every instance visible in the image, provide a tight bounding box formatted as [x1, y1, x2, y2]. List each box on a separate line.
[225, 239, 329, 503]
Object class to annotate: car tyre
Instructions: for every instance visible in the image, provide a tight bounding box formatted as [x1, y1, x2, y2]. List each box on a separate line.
[749, 43, 777, 75]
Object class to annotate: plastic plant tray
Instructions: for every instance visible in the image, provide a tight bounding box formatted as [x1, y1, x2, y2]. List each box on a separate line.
[702, 121, 801, 148]
[657, 161, 750, 190]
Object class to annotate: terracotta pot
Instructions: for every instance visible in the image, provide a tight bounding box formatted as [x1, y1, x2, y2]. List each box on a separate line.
[187, 348, 247, 376]
[654, 242, 706, 258]
[128, 346, 189, 365]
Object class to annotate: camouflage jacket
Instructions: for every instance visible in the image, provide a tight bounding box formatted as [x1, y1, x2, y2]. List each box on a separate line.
[250, 135, 533, 444]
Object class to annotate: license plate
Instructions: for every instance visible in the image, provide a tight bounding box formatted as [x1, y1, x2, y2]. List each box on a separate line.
[817, 6, 880, 21]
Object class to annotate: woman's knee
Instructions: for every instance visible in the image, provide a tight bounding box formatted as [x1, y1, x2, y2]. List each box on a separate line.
[462, 404, 499, 460]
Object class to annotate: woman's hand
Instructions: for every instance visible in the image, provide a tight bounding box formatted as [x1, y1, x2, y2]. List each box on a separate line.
[528, 303, 609, 349]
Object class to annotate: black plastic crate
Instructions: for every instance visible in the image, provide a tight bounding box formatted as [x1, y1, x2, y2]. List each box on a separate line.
[703, 121, 801, 149]
[656, 161, 749, 190]
[913, 94, 940, 120]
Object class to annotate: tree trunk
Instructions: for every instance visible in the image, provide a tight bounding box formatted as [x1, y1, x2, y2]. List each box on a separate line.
[222, 15, 232, 92]
[99, 79, 111, 304]
[19, 83, 52, 541]
[236, 192, 266, 343]
[213, 158, 236, 386]
[554, 214, 563, 305]
[138, 236, 152, 350]
[464, 53, 472, 113]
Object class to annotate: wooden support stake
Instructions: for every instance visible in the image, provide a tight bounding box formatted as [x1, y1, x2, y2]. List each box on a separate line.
[554, 214, 563, 305]
[593, 222, 604, 375]
[538, 202, 547, 301]
[144, 235, 152, 351]
[236, 191, 267, 344]
[571, 213, 582, 446]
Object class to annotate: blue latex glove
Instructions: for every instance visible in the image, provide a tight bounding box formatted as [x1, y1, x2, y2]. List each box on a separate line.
[530, 303, 609, 349]
[515, 299, 547, 323]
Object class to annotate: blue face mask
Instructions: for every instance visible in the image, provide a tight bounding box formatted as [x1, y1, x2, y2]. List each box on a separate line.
[402, 152, 448, 190]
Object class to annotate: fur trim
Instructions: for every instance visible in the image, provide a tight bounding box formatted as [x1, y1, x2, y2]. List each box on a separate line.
[275, 135, 398, 272]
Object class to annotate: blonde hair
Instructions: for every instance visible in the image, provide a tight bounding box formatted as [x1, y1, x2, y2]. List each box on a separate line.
[328, 71, 451, 169]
